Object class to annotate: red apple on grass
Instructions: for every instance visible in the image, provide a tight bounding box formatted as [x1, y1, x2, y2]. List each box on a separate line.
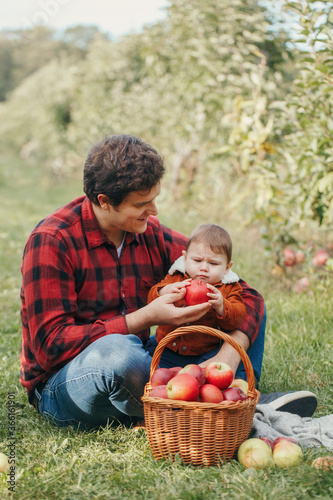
[204, 361, 234, 390]
[259, 436, 274, 451]
[166, 373, 199, 401]
[222, 387, 246, 402]
[150, 385, 169, 399]
[151, 368, 174, 388]
[272, 438, 303, 467]
[283, 248, 296, 266]
[185, 279, 209, 306]
[237, 438, 274, 468]
[272, 436, 297, 447]
[179, 364, 206, 387]
[312, 249, 329, 267]
[199, 384, 224, 403]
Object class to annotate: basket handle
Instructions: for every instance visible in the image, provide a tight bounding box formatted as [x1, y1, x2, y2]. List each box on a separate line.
[149, 325, 256, 396]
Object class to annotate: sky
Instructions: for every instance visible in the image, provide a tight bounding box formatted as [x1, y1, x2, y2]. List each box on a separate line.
[0, 0, 170, 38]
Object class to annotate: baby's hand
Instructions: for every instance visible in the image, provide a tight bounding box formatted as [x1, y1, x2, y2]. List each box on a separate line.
[158, 279, 192, 297]
[206, 284, 224, 316]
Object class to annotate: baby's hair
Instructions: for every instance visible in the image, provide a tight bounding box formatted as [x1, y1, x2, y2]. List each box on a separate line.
[186, 224, 232, 262]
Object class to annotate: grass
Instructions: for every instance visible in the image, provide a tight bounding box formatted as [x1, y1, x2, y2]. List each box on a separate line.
[0, 157, 332, 499]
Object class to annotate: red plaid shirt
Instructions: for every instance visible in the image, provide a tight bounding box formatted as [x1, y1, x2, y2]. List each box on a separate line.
[20, 196, 264, 402]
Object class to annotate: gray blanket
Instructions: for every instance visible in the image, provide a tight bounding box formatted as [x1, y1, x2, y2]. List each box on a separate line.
[250, 405, 333, 450]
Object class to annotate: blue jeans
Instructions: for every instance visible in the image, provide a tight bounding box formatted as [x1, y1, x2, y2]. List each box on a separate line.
[35, 335, 152, 429]
[35, 309, 266, 428]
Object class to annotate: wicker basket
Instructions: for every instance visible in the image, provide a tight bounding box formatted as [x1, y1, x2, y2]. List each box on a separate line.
[142, 325, 260, 466]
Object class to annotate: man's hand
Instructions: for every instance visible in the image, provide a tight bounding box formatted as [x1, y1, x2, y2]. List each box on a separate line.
[146, 289, 212, 325]
[125, 287, 211, 334]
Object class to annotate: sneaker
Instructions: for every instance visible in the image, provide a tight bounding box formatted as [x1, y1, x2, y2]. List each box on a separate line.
[258, 391, 318, 417]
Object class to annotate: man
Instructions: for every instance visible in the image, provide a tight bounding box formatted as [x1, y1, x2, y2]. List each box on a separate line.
[20, 135, 317, 428]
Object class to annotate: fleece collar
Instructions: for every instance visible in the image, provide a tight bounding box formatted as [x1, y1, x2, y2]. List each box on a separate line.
[168, 255, 240, 284]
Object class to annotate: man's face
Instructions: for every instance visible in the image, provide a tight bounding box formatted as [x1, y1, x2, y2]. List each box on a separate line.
[106, 183, 160, 234]
[183, 241, 232, 284]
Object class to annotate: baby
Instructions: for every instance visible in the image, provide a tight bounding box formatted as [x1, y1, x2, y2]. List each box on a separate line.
[148, 223, 246, 356]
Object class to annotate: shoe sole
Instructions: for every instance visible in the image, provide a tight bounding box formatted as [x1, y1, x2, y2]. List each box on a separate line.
[268, 391, 317, 418]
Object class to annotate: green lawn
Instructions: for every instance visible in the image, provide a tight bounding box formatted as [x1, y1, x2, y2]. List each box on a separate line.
[0, 157, 332, 499]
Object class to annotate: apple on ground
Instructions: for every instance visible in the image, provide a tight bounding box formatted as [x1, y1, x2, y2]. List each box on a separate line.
[185, 279, 209, 306]
[166, 373, 199, 401]
[283, 248, 296, 266]
[150, 385, 169, 399]
[272, 436, 297, 447]
[204, 361, 234, 390]
[199, 384, 224, 403]
[311, 456, 333, 471]
[230, 378, 249, 395]
[259, 436, 274, 451]
[151, 367, 174, 388]
[312, 249, 329, 267]
[222, 387, 246, 402]
[179, 364, 206, 387]
[237, 438, 274, 468]
[272, 438, 303, 467]
[295, 276, 310, 293]
[295, 250, 305, 264]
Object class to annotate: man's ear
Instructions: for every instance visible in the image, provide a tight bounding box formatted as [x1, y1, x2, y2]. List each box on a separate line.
[97, 194, 109, 209]
[182, 250, 186, 258]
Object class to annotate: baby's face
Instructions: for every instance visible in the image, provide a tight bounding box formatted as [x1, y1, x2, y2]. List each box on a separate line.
[184, 241, 231, 284]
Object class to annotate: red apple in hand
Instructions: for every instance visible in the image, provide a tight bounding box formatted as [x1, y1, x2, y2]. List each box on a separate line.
[179, 364, 206, 387]
[204, 361, 234, 390]
[150, 385, 168, 399]
[185, 279, 209, 306]
[166, 373, 199, 401]
[151, 368, 174, 388]
[199, 384, 224, 403]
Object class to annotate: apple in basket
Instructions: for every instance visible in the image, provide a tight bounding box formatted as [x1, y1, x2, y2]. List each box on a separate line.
[237, 438, 275, 468]
[229, 378, 249, 395]
[150, 385, 169, 399]
[222, 387, 246, 402]
[179, 364, 206, 387]
[199, 384, 224, 403]
[184, 279, 209, 306]
[204, 361, 234, 390]
[151, 368, 174, 388]
[166, 373, 199, 401]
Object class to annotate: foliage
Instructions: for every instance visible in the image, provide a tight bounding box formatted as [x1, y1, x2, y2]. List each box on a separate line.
[0, 0, 332, 279]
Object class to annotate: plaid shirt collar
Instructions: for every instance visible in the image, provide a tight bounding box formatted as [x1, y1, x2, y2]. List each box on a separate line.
[81, 196, 140, 249]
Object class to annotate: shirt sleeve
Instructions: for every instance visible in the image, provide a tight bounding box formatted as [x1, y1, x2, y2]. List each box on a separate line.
[215, 283, 247, 330]
[237, 279, 265, 345]
[21, 232, 128, 373]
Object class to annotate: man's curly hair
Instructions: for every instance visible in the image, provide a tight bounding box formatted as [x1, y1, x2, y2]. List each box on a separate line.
[83, 135, 165, 207]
